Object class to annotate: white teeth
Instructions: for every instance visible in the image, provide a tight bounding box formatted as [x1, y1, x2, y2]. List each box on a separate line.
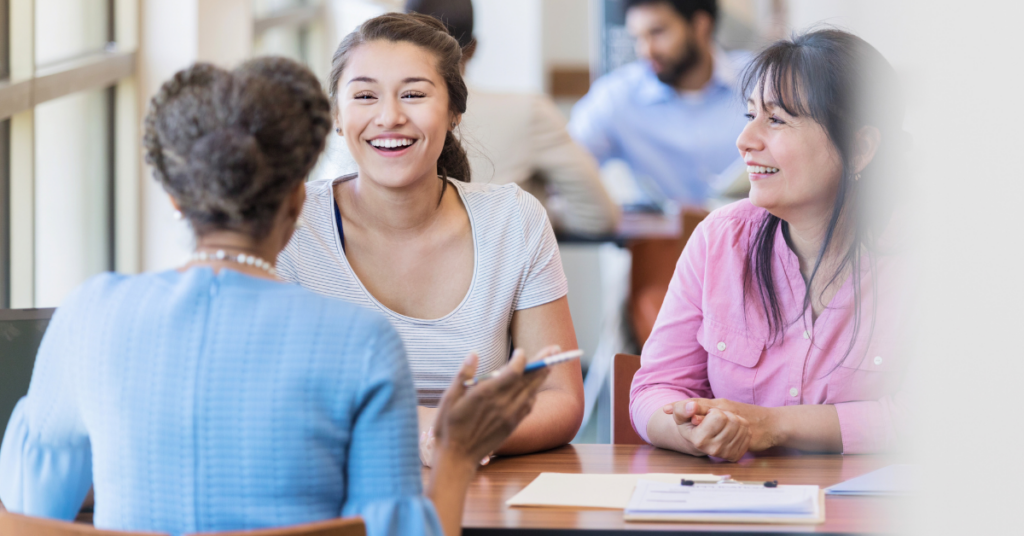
[746, 165, 779, 174]
[370, 138, 414, 148]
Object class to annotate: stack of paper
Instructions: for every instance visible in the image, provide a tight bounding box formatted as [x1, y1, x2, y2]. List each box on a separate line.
[825, 464, 915, 496]
[624, 480, 824, 524]
[506, 473, 726, 509]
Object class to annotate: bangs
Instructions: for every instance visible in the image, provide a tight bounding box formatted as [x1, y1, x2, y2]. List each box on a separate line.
[740, 42, 823, 124]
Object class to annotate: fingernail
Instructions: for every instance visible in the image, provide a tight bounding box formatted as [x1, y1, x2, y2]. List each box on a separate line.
[663, 404, 673, 413]
[685, 401, 695, 414]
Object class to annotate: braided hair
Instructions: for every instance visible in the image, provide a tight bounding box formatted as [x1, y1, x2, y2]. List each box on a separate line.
[143, 57, 332, 239]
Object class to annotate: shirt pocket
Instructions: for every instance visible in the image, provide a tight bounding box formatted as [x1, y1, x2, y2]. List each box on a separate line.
[826, 335, 904, 403]
[698, 317, 764, 403]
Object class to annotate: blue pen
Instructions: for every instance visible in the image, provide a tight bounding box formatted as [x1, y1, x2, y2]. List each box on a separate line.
[462, 349, 583, 387]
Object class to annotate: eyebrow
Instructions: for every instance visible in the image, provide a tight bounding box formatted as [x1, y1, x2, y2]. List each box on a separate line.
[746, 98, 782, 110]
[346, 76, 436, 86]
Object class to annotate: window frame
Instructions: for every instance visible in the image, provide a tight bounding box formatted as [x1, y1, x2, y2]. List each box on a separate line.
[0, 0, 137, 309]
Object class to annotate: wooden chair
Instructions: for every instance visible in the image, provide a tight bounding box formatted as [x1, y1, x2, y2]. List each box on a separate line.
[627, 208, 709, 348]
[611, 353, 645, 445]
[189, 517, 366, 536]
[0, 512, 167, 536]
[0, 512, 365, 536]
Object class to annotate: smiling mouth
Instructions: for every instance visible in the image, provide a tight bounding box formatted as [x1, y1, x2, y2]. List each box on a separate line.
[747, 165, 779, 175]
[368, 138, 416, 152]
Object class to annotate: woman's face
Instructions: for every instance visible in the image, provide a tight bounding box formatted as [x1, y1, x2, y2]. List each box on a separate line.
[736, 78, 842, 223]
[338, 40, 453, 189]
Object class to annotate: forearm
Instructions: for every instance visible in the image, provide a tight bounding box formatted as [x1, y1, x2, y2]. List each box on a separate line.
[425, 450, 477, 536]
[418, 406, 439, 434]
[494, 388, 583, 455]
[645, 409, 705, 457]
[770, 404, 843, 453]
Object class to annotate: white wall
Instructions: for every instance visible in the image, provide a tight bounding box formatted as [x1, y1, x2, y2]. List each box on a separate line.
[542, 0, 591, 68]
[465, 0, 544, 93]
[139, 0, 253, 272]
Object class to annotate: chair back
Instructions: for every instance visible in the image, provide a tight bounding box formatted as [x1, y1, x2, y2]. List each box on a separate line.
[189, 517, 366, 536]
[0, 512, 167, 536]
[611, 353, 645, 445]
[627, 208, 708, 348]
[0, 512, 364, 536]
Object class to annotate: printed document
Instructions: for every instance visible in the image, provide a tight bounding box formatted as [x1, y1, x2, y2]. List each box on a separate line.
[626, 480, 819, 515]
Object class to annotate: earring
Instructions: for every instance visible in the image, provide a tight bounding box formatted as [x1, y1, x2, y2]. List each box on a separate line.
[451, 121, 457, 129]
[335, 128, 341, 134]
[295, 215, 306, 230]
[173, 210, 183, 220]
[854, 173, 862, 182]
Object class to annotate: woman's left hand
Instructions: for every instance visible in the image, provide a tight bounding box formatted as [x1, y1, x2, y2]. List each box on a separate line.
[420, 426, 494, 468]
[663, 398, 779, 454]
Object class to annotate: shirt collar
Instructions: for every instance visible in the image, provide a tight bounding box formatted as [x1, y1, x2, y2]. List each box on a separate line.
[637, 46, 739, 105]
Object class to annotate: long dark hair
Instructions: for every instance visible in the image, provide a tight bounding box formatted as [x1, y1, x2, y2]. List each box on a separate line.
[741, 29, 907, 363]
[326, 12, 472, 190]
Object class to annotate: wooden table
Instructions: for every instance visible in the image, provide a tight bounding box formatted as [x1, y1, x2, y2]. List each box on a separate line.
[425, 444, 902, 535]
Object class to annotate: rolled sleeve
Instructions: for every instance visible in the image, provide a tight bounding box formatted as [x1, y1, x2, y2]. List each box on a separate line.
[629, 223, 713, 443]
[834, 389, 912, 454]
[567, 82, 619, 164]
[530, 96, 619, 236]
[513, 188, 569, 311]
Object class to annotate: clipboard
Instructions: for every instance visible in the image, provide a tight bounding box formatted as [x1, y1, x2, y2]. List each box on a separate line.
[623, 480, 825, 525]
[623, 489, 826, 525]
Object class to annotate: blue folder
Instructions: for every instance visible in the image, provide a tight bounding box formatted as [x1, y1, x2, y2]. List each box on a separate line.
[825, 464, 915, 496]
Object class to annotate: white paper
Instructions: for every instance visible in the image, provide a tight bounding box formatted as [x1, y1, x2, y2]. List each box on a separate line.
[506, 473, 727, 509]
[626, 480, 819, 515]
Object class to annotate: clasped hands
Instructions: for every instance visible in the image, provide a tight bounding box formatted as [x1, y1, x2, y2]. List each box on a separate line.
[662, 398, 779, 462]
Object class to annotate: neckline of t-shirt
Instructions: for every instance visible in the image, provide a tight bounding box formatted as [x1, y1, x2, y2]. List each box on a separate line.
[327, 176, 480, 325]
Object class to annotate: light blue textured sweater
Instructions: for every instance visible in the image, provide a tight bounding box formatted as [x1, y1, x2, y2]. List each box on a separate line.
[0, 268, 442, 536]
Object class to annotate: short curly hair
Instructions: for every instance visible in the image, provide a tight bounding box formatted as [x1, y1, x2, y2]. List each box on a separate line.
[143, 57, 332, 239]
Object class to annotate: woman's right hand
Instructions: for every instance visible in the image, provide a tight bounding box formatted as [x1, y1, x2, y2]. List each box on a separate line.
[432, 347, 553, 468]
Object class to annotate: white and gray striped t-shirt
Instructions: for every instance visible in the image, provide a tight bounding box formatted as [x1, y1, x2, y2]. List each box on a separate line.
[277, 177, 569, 406]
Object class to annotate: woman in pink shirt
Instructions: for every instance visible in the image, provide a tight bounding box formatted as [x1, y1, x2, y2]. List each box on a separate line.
[630, 29, 911, 461]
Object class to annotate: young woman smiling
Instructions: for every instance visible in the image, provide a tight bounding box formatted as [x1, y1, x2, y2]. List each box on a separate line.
[277, 13, 584, 462]
[629, 29, 912, 461]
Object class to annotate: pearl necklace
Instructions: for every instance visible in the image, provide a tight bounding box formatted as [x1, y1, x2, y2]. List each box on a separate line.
[189, 249, 277, 276]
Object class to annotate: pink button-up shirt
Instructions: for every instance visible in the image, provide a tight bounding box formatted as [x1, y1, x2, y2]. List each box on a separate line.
[629, 200, 911, 454]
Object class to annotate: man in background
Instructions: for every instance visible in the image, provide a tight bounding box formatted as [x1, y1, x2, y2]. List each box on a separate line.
[569, 0, 748, 347]
[569, 0, 748, 207]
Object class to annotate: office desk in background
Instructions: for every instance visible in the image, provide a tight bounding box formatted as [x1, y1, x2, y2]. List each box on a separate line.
[426, 444, 900, 535]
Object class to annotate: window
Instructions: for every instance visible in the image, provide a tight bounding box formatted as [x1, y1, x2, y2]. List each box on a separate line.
[253, 0, 328, 81]
[0, 0, 138, 309]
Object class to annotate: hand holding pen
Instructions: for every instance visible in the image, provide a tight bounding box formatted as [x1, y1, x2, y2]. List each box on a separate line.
[463, 348, 584, 387]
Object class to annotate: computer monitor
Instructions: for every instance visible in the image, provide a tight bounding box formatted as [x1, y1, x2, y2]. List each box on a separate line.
[0, 308, 54, 436]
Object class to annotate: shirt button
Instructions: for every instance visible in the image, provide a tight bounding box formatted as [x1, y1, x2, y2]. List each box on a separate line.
[789, 387, 798, 397]
[874, 356, 883, 365]
[717, 342, 726, 351]
[803, 331, 810, 339]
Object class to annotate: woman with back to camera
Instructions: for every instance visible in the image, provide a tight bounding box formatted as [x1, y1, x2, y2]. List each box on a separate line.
[630, 29, 912, 461]
[277, 13, 584, 463]
[0, 57, 550, 536]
